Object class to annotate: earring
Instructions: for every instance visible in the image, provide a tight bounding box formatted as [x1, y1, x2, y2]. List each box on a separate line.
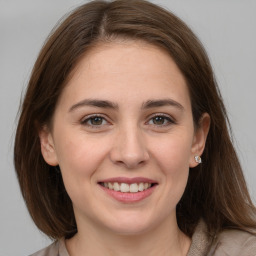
[194, 155, 202, 164]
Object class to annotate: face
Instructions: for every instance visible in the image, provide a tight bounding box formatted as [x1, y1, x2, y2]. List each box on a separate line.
[40, 41, 209, 236]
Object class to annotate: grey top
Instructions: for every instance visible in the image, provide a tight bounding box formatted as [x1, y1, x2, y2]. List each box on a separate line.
[30, 221, 256, 256]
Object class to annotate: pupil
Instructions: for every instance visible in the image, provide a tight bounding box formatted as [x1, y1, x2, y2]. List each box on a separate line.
[91, 117, 102, 125]
[153, 116, 164, 125]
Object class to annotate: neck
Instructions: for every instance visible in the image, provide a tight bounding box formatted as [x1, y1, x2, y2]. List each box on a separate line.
[66, 215, 191, 256]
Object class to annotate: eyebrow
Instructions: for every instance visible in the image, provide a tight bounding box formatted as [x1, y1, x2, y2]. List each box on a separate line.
[141, 99, 184, 110]
[69, 98, 184, 112]
[69, 99, 119, 112]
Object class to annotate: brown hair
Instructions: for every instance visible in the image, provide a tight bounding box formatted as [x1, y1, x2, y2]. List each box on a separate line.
[14, 0, 256, 239]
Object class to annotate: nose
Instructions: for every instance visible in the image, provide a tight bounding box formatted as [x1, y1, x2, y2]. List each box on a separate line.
[109, 125, 149, 169]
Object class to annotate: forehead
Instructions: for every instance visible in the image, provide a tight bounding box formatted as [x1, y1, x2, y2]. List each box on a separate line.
[71, 40, 183, 79]
[59, 40, 190, 109]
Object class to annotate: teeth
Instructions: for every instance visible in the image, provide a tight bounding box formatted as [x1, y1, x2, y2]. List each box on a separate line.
[108, 183, 114, 190]
[102, 182, 153, 193]
[113, 182, 120, 191]
[120, 183, 130, 192]
[130, 183, 139, 193]
[138, 182, 144, 191]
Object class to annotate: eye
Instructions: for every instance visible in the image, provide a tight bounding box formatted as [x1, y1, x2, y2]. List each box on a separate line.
[147, 114, 175, 126]
[81, 115, 108, 127]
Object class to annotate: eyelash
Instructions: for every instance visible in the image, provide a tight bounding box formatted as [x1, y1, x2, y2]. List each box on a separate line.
[80, 113, 176, 129]
[81, 114, 109, 128]
[147, 113, 176, 127]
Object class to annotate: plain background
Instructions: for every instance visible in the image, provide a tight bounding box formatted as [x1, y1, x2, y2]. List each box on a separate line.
[1, 0, 256, 255]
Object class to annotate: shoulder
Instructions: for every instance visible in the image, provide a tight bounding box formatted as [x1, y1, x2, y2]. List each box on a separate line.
[188, 220, 256, 256]
[210, 228, 256, 256]
[29, 241, 59, 256]
[29, 239, 69, 256]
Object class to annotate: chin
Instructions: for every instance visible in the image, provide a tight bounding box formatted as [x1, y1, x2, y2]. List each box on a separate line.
[101, 211, 162, 236]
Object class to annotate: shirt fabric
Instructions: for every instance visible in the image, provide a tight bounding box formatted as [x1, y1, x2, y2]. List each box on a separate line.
[30, 220, 256, 256]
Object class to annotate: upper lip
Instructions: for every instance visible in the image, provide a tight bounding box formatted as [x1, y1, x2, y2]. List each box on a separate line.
[98, 177, 158, 184]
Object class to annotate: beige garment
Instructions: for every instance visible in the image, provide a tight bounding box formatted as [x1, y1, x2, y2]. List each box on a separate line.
[187, 220, 256, 256]
[30, 221, 256, 256]
[29, 239, 69, 256]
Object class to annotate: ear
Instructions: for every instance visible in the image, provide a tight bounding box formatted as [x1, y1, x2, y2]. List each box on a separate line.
[189, 113, 210, 168]
[38, 126, 59, 166]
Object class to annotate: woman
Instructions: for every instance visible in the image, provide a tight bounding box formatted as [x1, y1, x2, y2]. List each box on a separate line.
[14, 0, 256, 255]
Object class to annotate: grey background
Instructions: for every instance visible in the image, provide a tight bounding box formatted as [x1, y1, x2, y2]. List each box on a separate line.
[1, 0, 255, 255]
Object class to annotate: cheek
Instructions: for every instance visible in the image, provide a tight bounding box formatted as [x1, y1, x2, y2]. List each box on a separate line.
[53, 135, 112, 214]
[150, 133, 192, 200]
[53, 132, 109, 189]
[152, 132, 193, 171]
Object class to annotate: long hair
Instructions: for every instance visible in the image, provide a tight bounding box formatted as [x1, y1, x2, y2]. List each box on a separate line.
[14, 0, 256, 239]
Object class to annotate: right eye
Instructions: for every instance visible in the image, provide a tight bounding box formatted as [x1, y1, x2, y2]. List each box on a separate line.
[81, 115, 109, 128]
[148, 115, 172, 126]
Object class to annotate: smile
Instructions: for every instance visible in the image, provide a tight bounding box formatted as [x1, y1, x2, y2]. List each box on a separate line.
[98, 177, 158, 203]
[99, 182, 153, 193]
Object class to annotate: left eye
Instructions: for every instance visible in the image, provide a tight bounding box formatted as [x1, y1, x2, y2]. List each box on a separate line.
[148, 115, 173, 126]
[81, 116, 108, 126]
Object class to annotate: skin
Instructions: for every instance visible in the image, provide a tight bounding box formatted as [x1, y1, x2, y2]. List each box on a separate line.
[40, 40, 210, 256]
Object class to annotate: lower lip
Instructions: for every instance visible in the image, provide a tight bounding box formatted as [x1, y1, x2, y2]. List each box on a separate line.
[99, 185, 157, 203]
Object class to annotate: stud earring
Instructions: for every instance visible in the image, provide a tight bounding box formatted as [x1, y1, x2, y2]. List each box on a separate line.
[195, 155, 202, 164]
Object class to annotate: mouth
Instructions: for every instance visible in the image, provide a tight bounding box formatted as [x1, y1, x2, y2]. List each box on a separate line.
[98, 177, 158, 203]
[99, 182, 156, 193]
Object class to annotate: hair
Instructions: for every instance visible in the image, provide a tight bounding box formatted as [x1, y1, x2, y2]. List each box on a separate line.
[14, 0, 256, 239]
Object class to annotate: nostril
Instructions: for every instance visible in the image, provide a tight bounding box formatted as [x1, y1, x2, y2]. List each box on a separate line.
[111, 155, 148, 169]
[109, 135, 149, 168]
